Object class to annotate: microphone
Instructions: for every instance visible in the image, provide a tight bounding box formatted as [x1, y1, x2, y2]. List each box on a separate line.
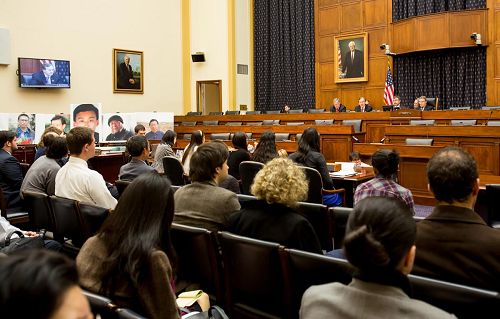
[352, 136, 359, 143]
[486, 110, 493, 125]
[380, 137, 386, 143]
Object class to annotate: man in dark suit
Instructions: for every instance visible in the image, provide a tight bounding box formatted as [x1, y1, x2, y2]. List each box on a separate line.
[29, 60, 62, 85]
[342, 41, 364, 78]
[418, 96, 435, 111]
[0, 131, 24, 212]
[118, 136, 155, 181]
[329, 98, 347, 112]
[117, 55, 136, 89]
[354, 97, 372, 112]
[413, 147, 500, 291]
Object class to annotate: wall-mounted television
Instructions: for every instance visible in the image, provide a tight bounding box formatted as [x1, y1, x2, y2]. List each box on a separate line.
[18, 57, 70, 88]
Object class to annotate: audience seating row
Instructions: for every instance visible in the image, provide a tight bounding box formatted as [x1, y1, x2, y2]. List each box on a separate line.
[171, 224, 500, 319]
[22, 191, 109, 255]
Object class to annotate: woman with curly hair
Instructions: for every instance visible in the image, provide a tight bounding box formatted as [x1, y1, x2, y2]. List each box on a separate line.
[229, 157, 322, 254]
[251, 131, 287, 164]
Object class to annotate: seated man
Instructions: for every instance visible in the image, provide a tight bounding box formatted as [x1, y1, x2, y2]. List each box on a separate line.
[418, 96, 434, 111]
[134, 124, 146, 136]
[55, 127, 117, 210]
[0, 131, 24, 212]
[329, 98, 347, 113]
[21, 136, 68, 197]
[174, 142, 240, 231]
[354, 97, 372, 112]
[354, 149, 415, 214]
[119, 136, 155, 181]
[413, 147, 500, 290]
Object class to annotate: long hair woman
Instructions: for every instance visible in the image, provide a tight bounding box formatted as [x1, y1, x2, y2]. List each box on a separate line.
[300, 197, 454, 318]
[181, 130, 204, 175]
[252, 131, 281, 164]
[76, 172, 179, 319]
[227, 132, 250, 179]
[152, 130, 177, 174]
[289, 127, 341, 206]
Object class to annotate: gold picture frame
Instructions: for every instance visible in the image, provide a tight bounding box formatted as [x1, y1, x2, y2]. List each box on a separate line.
[113, 48, 143, 94]
[334, 33, 368, 83]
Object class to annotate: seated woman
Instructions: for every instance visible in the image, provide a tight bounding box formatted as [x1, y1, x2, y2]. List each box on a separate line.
[251, 131, 287, 164]
[289, 127, 341, 207]
[76, 172, 180, 318]
[0, 250, 92, 319]
[300, 197, 455, 318]
[181, 130, 204, 175]
[229, 157, 322, 254]
[34, 126, 63, 161]
[152, 130, 177, 174]
[227, 132, 250, 180]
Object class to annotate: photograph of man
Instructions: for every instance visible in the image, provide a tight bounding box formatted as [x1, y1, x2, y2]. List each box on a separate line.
[354, 97, 372, 112]
[117, 54, 136, 89]
[16, 113, 35, 144]
[329, 98, 346, 113]
[342, 41, 364, 78]
[145, 119, 164, 140]
[50, 115, 68, 134]
[72, 104, 100, 142]
[105, 115, 133, 141]
[29, 60, 62, 85]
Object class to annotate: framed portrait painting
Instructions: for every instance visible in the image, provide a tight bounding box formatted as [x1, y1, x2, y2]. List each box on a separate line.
[113, 48, 143, 94]
[334, 33, 368, 83]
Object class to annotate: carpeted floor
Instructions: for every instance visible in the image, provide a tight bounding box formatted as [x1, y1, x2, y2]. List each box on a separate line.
[414, 204, 434, 218]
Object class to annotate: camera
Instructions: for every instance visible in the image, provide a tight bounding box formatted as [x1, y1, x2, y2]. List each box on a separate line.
[380, 43, 395, 55]
[471, 33, 482, 46]
[380, 43, 387, 50]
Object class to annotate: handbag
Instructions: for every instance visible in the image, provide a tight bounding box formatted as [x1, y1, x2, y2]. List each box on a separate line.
[182, 306, 229, 319]
[0, 230, 44, 254]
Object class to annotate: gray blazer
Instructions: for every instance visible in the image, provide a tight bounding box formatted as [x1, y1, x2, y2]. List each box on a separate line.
[119, 158, 155, 181]
[300, 279, 456, 319]
[174, 181, 240, 231]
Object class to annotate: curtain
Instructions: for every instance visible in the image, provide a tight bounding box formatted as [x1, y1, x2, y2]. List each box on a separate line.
[393, 0, 485, 21]
[254, 0, 315, 112]
[393, 47, 486, 109]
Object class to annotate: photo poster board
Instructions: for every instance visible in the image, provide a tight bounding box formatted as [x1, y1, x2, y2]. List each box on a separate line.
[2, 113, 37, 145]
[101, 113, 135, 141]
[34, 113, 70, 143]
[133, 112, 174, 135]
[69, 103, 103, 142]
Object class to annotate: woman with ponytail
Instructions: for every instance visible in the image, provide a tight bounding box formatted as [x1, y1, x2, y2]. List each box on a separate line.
[300, 197, 455, 318]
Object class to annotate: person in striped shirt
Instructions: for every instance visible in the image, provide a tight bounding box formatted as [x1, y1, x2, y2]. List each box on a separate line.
[354, 149, 415, 214]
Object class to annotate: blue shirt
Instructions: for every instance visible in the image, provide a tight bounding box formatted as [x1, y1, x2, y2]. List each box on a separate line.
[16, 127, 35, 144]
[145, 130, 164, 140]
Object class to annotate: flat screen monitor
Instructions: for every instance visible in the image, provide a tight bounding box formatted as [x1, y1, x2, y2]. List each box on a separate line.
[18, 57, 70, 88]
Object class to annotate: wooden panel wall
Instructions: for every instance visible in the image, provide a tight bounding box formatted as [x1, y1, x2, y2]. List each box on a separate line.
[315, 0, 392, 111]
[316, 1, 500, 107]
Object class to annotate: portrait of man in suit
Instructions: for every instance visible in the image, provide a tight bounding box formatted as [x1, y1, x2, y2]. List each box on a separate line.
[114, 49, 143, 93]
[29, 60, 63, 85]
[335, 33, 368, 83]
[342, 41, 364, 78]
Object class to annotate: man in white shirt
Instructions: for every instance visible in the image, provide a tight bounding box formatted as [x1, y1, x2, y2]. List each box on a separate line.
[55, 127, 117, 210]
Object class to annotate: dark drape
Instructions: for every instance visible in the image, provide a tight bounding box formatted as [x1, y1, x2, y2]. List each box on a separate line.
[393, 0, 485, 21]
[254, 0, 315, 112]
[393, 47, 486, 109]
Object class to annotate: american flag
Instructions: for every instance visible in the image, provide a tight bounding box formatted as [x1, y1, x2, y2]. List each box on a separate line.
[384, 61, 394, 105]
